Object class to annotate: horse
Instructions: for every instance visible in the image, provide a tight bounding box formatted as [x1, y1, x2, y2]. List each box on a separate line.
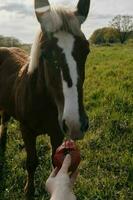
[0, 0, 90, 199]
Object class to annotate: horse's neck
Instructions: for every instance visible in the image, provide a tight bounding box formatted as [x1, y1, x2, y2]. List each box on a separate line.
[28, 59, 46, 97]
[15, 60, 49, 119]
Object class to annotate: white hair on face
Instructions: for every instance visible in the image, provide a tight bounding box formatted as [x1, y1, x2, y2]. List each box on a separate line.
[54, 31, 80, 132]
[28, 29, 42, 74]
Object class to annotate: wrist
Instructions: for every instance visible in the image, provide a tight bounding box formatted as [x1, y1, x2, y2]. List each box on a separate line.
[50, 188, 76, 200]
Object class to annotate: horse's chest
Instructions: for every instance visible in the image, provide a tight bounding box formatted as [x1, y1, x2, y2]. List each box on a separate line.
[25, 103, 59, 134]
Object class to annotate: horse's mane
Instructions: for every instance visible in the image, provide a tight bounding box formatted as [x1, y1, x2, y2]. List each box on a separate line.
[28, 30, 42, 74]
[28, 7, 84, 74]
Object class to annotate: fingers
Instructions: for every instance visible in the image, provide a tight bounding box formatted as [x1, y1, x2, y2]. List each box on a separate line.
[70, 170, 78, 185]
[49, 167, 58, 178]
[59, 154, 71, 173]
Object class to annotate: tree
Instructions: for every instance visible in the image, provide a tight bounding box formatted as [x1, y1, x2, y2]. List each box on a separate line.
[90, 29, 105, 44]
[110, 15, 133, 44]
[90, 27, 118, 44]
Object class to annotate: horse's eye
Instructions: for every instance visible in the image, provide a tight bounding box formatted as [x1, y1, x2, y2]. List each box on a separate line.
[54, 60, 58, 65]
[52, 51, 56, 57]
[55, 65, 59, 70]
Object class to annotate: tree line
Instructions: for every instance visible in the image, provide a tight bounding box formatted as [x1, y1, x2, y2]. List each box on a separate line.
[90, 15, 133, 44]
[0, 35, 31, 52]
[0, 35, 22, 47]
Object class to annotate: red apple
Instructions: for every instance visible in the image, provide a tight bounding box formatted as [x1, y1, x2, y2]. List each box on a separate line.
[53, 140, 81, 172]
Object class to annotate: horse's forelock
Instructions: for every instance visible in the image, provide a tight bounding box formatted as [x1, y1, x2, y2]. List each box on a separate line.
[40, 7, 83, 36]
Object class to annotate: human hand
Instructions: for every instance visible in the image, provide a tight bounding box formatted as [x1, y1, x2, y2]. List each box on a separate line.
[46, 154, 78, 197]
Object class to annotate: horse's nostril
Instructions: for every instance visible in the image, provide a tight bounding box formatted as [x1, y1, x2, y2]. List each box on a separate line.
[62, 120, 68, 133]
[81, 119, 89, 132]
[84, 121, 89, 131]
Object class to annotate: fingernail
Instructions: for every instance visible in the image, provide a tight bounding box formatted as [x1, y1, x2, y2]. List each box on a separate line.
[65, 154, 71, 160]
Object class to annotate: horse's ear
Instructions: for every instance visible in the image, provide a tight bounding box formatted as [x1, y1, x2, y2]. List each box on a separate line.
[75, 0, 90, 24]
[34, 0, 62, 33]
[34, 0, 50, 22]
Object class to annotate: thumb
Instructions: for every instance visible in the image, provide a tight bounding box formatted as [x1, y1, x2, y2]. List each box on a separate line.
[59, 154, 71, 173]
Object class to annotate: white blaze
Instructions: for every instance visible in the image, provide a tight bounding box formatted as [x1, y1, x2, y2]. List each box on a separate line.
[54, 31, 80, 132]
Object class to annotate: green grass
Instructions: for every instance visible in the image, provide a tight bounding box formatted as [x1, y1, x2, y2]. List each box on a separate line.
[0, 43, 133, 200]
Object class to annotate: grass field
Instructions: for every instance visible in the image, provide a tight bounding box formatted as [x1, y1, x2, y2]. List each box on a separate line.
[0, 43, 133, 200]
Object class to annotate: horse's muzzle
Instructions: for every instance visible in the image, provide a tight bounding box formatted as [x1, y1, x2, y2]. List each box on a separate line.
[62, 116, 89, 140]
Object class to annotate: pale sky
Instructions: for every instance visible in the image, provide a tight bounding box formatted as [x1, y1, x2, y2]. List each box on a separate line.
[0, 0, 133, 43]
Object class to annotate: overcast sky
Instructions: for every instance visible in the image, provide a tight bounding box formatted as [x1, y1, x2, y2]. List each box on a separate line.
[0, 0, 133, 43]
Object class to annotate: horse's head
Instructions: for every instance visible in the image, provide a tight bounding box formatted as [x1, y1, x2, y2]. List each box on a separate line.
[34, 0, 90, 140]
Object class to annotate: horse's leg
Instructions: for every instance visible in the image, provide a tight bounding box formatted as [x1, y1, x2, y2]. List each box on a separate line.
[20, 125, 38, 199]
[0, 111, 10, 153]
[0, 111, 10, 179]
[0, 111, 5, 148]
